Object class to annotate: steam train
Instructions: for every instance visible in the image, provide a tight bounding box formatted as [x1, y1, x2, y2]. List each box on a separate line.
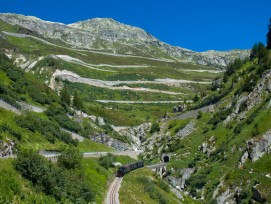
[116, 161, 144, 177]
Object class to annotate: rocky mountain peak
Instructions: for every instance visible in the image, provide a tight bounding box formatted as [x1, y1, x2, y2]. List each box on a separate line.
[68, 17, 155, 43]
[0, 13, 249, 68]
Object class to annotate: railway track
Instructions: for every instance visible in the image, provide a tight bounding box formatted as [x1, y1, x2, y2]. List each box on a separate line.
[107, 177, 122, 204]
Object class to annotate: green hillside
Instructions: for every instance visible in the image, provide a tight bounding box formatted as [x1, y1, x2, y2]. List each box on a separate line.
[1, 14, 268, 204]
[143, 44, 271, 203]
[0, 19, 223, 125]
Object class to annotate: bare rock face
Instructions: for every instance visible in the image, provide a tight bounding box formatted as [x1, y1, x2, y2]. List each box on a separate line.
[0, 139, 16, 157]
[216, 188, 236, 204]
[175, 121, 195, 138]
[166, 168, 195, 190]
[90, 133, 130, 151]
[198, 136, 216, 157]
[238, 151, 249, 168]
[252, 184, 267, 203]
[0, 13, 249, 68]
[229, 70, 271, 123]
[111, 123, 151, 151]
[213, 182, 242, 204]
[246, 130, 271, 162]
[239, 130, 271, 165]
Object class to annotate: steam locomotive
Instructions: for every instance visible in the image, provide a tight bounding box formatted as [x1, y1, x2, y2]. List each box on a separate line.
[116, 161, 144, 177]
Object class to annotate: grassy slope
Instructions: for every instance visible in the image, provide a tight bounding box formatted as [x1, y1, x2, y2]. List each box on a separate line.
[156, 57, 271, 202]
[0, 156, 135, 204]
[0, 19, 222, 125]
[119, 168, 181, 204]
[0, 53, 132, 203]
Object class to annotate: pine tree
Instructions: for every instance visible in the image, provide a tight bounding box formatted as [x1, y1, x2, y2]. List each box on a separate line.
[267, 18, 271, 50]
[73, 90, 83, 110]
[258, 42, 268, 64]
[60, 87, 70, 106]
[250, 43, 258, 59]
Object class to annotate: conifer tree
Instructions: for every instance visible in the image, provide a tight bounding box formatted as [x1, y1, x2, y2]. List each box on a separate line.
[60, 86, 70, 106]
[258, 42, 268, 64]
[73, 90, 83, 110]
[250, 43, 258, 59]
[267, 18, 271, 50]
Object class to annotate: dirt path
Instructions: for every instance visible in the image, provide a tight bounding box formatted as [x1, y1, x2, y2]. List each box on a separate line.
[96, 100, 192, 104]
[52, 70, 186, 95]
[0, 100, 21, 115]
[2, 31, 175, 63]
[105, 177, 122, 204]
[166, 104, 214, 121]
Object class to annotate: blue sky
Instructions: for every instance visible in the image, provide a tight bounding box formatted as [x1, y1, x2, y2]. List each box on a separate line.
[1, 0, 270, 51]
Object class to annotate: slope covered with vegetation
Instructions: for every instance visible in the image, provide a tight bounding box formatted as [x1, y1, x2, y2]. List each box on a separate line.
[142, 31, 271, 203]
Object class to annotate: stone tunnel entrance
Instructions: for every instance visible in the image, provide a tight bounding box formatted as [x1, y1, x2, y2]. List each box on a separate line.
[163, 156, 170, 163]
[161, 153, 172, 163]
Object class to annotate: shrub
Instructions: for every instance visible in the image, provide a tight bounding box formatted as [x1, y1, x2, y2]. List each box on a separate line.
[99, 153, 114, 169]
[46, 103, 82, 134]
[0, 123, 22, 141]
[157, 179, 170, 192]
[167, 120, 176, 129]
[14, 150, 94, 203]
[16, 113, 77, 145]
[150, 122, 160, 134]
[197, 110, 203, 119]
[58, 147, 82, 169]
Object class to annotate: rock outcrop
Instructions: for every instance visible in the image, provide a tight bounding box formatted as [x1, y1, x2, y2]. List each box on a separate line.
[198, 136, 216, 157]
[252, 184, 267, 203]
[112, 123, 151, 150]
[90, 133, 130, 151]
[0, 139, 16, 157]
[246, 130, 271, 162]
[175, 121, 195, 138]
[227, 69, 271, 123]
[166, 168, 195, 190]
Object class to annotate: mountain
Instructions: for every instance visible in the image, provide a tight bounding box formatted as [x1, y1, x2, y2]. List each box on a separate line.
[1, 12, 270, 204]
[0, 13, 249, 68]
[140, 46, 271, 202]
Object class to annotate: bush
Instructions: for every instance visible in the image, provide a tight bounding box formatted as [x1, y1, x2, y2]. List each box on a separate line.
[0, 123, 22, 141]
[58, 147, 82, 169]
[138, 177, 169, 204]
[99, 153, 114, 169]
[197, 110, 203, 119]
[226, 58, 244, 76]
[150, 122, 160, 134]
[167, 140, 184, 152]
[46, 103, 82, 133]
[14, 150, 94, 203]
[16, 113, 77, 145]
[208, 107, 232, 127]
[157, 179, 170, 192]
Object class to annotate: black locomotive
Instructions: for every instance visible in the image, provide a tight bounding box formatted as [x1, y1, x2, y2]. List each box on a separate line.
[116, 161, 144, 177]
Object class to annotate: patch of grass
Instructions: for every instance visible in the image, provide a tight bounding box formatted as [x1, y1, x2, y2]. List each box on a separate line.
[78, 139, 115, 152]
[119, 168, 181, 204]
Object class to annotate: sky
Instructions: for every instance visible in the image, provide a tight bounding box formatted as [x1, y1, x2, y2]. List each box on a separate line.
[0, 0, 270, 52]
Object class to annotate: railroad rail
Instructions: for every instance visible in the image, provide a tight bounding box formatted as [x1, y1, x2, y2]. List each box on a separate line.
[107, 177, 122, 204]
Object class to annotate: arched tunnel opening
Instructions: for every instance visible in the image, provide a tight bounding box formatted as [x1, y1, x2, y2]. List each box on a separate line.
[163, 156, 170, 163]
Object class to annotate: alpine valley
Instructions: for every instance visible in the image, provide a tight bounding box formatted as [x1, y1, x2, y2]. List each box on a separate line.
[0, 13, 270, 204]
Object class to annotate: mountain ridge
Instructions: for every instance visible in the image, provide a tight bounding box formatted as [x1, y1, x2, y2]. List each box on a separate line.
[0, 13, 249, 68]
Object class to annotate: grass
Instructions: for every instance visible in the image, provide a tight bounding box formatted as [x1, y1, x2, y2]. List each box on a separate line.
[119, 168, 182, 204]
[0, 159, 57, 203]
[0, 24, 220, 127]
[78, 139, 115, 152]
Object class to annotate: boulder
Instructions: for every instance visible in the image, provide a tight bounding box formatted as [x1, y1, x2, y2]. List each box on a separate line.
[247, 130, 271, 162]
[252, 184, 266, 203]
